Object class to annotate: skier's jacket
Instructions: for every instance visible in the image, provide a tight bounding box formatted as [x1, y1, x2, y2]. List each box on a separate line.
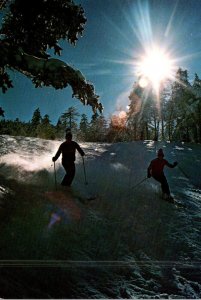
[54, 140, 85, 164]
[147, 158, 175, 177]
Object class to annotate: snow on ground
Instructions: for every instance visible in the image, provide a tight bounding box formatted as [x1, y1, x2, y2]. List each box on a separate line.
[0, 134, 201, 298]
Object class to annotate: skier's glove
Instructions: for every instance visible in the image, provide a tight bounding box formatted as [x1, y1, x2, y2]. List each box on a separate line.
[52, 157, 56, 162]
[173, 161, 178, 166]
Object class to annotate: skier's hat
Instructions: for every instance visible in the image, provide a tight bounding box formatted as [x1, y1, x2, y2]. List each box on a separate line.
[157, 148, 164, 157]
[65, 132, 72, 139]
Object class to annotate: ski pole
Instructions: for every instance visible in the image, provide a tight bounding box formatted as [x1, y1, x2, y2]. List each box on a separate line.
[53, 161, 57, 190]
[131, 177, 148, 190]
[82, 156, 88, 185]
[177, 165, 189, 180]
[177, 164, 200, 188]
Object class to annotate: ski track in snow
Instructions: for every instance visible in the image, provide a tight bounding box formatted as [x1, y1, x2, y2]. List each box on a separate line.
[0, 135, 201, 298]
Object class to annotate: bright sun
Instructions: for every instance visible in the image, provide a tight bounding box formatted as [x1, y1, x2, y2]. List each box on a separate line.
[137, 46, 175, 92]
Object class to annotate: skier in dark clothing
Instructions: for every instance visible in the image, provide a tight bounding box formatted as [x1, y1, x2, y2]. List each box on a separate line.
[147, 148, 178, 201]
[52, 132, 85, 186]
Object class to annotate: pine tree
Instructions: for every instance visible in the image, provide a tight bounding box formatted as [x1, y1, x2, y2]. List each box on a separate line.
[169, 68, 192, 141]
[98, 115, 108, 142]
[158, 80, 172, 140]
[55, 118, 64, 139]
[78, 113, 89, 141]
[13, 118, 23, 136]
[60, 106, 80, 134]
[88, 112, 99, 141]
[191, 73, 201, 142]
[89, 113, 108, 142]
[36, 114, 56, 139]
[127, 82, 143, 140]
[0, 107, 5, 117]
[127, 80, 156, 140]
[30, 107, 41, 136]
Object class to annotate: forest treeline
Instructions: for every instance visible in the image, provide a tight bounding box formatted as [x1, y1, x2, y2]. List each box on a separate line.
[127, 68, 201, 143]
[0, 68, 201, 143]
[0, 106, 109, 142]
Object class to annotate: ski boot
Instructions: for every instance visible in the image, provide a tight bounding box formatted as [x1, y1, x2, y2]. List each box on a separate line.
[162, 193, 175, 203]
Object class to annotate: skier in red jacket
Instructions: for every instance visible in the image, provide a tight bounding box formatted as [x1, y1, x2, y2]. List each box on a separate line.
[147, 148, 178, 201]
[52, 132, 85, 186]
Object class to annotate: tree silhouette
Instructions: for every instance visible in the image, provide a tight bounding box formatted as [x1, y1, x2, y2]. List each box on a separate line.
[30, 107, 41, 136]
[0, 107, 5, 117]
[60, 106, 80, 132]
[0, 0, 102, 113]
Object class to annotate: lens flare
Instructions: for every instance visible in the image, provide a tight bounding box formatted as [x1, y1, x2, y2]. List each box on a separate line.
[139, 77, 149, 88]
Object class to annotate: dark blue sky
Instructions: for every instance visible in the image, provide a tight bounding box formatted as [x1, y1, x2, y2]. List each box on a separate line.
[1, 0, 201, 124]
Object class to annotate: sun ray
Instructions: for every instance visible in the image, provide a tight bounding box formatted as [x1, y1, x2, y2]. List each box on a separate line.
[165, 0, 179, 37]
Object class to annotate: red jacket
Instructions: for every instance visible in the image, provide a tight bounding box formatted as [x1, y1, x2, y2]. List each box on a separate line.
[148, 158, 175, 177]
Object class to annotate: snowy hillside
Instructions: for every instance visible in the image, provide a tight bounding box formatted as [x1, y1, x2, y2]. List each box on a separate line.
[0, 134, 201, 298]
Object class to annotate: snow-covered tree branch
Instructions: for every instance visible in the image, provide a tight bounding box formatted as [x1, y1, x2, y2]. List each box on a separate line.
[0, 0, 103, 113]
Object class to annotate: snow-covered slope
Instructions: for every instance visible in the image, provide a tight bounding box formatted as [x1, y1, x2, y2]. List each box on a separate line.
[0, 135, 200, 298]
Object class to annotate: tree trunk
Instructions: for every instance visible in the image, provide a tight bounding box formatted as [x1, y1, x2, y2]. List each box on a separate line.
[161, 118, 165, 140]
[145, 122, 149, 139]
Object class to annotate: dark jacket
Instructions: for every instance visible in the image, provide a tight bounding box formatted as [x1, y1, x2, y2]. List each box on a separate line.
[54, 140, 85, 163]
[147, 158, 176, 177]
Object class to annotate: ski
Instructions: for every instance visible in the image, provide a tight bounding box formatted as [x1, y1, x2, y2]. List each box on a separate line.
[163, 197, 185, 208]
[75, 194, 97, 204]
[161, 193, 185, 208]
[69, 188, 98, 204]
[171, 200, 185, 208]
